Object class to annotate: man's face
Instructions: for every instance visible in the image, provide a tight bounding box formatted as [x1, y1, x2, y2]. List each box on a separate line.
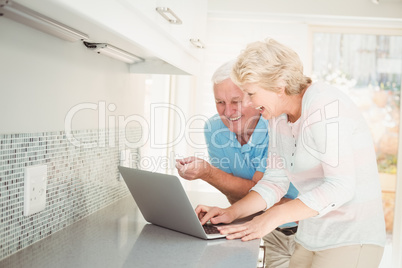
[213, 78, 261, 136]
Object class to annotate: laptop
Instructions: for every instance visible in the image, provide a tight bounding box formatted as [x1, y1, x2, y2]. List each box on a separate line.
[118, 166, 226, 240]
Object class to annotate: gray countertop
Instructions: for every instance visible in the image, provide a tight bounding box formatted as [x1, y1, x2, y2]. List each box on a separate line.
[0, 192, 260, 268]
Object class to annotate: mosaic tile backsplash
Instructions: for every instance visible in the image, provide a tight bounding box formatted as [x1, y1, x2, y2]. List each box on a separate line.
[0, 128, 141, 260]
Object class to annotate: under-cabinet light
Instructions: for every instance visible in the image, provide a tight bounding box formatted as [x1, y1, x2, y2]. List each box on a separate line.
[83, 41, 144, 64]
[0, 0, 88, 42]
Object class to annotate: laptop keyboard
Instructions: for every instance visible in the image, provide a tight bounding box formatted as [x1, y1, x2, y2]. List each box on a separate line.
[203, 225, 220, 234]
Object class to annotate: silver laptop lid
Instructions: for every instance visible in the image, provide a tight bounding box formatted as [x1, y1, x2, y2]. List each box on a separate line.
[118, 166, 225, 239]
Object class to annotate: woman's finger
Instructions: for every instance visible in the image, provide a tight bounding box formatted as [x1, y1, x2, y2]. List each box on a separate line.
[218, 224, 248, 236]
[241, 232, 260, 242]
[226, 228, 251, 240]
[217, 222, 261, 241]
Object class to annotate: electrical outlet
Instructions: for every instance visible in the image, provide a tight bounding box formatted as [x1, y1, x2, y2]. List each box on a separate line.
[24, 165, 47, 216]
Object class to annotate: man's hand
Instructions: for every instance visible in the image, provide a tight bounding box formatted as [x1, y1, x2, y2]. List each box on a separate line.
[175, 157, 212, 181]
[195, 205, 236, 225]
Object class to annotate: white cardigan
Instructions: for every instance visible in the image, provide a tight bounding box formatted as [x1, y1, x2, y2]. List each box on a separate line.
[252, 82, 386, 251]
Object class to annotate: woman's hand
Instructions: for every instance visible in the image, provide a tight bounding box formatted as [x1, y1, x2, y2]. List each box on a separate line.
[218, 199, 317, 241]
[217, 212, 276, 242]
[195, 205, 236, 225]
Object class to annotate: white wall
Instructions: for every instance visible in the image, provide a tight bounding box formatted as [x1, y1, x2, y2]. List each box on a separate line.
[0, 17, 146, 134]
[208, 0, 402, 20]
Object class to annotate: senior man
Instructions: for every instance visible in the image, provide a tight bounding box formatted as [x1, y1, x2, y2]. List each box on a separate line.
[176, 60, 299, 268]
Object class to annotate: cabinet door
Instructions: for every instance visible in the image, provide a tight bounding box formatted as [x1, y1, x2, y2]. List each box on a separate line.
[184, 0, 207, 58]
[144, 0, 207, 57]
[42, 0, 205, 74]
[120, 0, 207, 68]
[156, 0, 207, 49]
[120, 0, 158, 21]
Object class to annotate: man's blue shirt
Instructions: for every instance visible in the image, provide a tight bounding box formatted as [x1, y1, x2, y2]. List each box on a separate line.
[204, 114, 269, 178]
[204, 114, 298, 227]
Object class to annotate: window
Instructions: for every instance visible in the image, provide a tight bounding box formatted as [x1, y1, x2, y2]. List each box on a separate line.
[310, 26, 402, 267]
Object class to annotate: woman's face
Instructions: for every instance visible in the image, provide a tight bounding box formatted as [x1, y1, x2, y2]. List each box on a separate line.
[242, 83, 282, 120]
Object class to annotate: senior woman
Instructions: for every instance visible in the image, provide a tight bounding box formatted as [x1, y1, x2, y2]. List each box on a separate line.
[196, 39, 386, 268]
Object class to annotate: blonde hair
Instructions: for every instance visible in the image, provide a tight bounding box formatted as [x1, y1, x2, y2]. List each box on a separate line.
[231, 38, 311, 95]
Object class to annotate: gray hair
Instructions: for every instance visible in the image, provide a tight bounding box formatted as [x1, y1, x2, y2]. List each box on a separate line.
[211, 59, 236, 85]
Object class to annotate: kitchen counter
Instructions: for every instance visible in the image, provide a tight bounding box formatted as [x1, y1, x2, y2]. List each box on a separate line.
[0, 192, 260, 268]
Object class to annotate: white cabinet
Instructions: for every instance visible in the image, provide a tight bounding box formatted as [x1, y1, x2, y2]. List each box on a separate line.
[13, 0, 207, 75]
[122, 0, 208, 74]
[123, 0, 207, 51]
[157, 0, 207, 51]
